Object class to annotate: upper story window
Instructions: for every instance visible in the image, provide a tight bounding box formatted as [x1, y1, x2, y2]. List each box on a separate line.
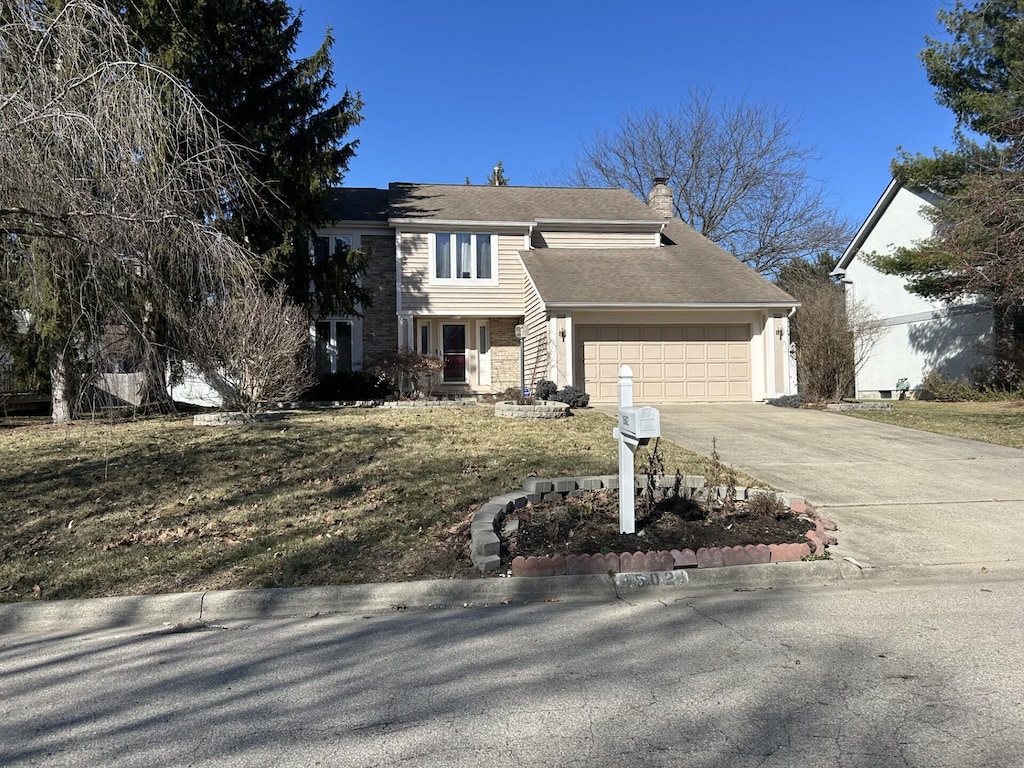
[312, 234, 353, 264]
[433, 232, 494, 283]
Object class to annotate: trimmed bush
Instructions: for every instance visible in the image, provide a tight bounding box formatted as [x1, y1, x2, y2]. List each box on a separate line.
[534, 379, 558, 401]
[555, 385, 590, 408]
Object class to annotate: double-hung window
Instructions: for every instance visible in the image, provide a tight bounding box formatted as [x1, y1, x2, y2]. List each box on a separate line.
[433, 233, 494, 282]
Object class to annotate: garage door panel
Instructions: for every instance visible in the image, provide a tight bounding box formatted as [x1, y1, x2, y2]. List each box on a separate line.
[641, 362, 664, 380]
[707, 362, 729, 378]
[640, 381, 664, 400]
[707, 381, 729, 398]
[642, 326, 663, 342]
[729, 362, 750, 378]
[578, 324, 752, 403]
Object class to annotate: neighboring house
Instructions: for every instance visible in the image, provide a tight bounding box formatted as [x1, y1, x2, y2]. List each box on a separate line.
[319, 179, 798, 404]
[831, 179, 994, 399]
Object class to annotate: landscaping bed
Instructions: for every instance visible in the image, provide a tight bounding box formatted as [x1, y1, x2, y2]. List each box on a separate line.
[506, 489, 812, 561]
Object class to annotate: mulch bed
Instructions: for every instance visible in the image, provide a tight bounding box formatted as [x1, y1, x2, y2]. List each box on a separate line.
[502, 489, 812, 565]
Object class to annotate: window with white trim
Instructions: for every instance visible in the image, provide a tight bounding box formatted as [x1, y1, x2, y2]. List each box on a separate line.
[432, 232, 494, 282]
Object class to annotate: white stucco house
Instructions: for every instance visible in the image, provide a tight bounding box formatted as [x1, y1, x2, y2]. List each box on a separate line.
[831, 179, 993, 399]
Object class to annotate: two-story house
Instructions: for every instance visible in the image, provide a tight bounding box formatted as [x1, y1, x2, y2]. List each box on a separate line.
[831, 179, 993, 399]
[319, 180, 798, 404]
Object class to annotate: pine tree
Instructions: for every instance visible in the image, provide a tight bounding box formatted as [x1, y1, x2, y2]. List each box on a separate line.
[121, 0, 366, 314]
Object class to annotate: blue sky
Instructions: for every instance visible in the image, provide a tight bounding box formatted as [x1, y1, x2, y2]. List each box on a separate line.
[292, 1, 956, 227]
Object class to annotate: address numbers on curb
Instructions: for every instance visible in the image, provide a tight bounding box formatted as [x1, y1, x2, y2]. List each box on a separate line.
[614, 571, 690, 590]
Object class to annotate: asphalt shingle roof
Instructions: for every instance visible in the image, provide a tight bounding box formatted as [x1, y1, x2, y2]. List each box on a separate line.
[521, 220, 796, 306]
[323, 187, 390, 222]
[387, 183, 665, 223]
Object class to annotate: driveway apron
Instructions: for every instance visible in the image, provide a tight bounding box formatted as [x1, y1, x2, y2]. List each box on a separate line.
[598, 403, 1024, 570]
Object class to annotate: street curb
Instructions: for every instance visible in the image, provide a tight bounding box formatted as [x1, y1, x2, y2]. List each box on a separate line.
[2, 559, 1021, 636]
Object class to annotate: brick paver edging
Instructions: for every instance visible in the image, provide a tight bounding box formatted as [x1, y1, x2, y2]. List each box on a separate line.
[469, 475, 838, 576]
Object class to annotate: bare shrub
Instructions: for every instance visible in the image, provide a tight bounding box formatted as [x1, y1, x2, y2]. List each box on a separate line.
[366, 351, 444, 400]
[191, 286, 315, 413]
[791, 281, 884, 402]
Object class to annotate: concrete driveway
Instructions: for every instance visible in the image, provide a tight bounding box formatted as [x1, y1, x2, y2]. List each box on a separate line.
[600, 403, 1024, 570]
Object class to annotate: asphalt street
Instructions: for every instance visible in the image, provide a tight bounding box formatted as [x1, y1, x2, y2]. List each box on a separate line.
[2, 576, 1022, 767]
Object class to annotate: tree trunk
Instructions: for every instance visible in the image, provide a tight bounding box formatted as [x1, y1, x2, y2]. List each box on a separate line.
[50, 345, 75, 424]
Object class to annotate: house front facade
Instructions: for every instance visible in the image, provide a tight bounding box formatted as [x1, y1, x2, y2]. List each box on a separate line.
[832, 179, 993, 399]
[321, 180, 798, 404]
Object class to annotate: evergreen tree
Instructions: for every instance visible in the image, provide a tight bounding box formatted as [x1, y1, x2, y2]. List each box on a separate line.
[120, 0, 366, 315]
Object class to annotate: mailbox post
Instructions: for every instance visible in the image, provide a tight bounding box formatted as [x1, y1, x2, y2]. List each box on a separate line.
[611, 365, 660, 534]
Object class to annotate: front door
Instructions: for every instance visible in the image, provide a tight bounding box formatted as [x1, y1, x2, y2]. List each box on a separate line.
[442, 323, 467, 383]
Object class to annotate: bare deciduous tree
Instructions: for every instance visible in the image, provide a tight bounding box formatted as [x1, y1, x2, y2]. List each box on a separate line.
[191, 287, 315, 413]
[561, 87, 853, 276]
[0, 0, 259, 422]
[788, 280, 884, 402]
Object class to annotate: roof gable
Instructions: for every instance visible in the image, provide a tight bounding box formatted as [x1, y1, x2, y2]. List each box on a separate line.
[834, 179, 940, 275]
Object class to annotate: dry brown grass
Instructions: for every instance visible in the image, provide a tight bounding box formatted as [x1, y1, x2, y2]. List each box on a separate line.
[0, 406, 723, 602]
[840, 399, 1024, 449]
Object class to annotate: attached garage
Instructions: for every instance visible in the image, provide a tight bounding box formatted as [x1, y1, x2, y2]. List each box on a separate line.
[518, 224, 799, 406]
[576, 324, 752, 403]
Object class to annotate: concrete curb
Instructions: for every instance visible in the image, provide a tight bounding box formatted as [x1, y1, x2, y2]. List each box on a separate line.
[3, 559, 1021, 636]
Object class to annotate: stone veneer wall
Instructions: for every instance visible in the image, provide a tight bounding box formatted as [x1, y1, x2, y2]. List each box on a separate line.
[360, 235, 398, 363]
[489, 317, 522, 392]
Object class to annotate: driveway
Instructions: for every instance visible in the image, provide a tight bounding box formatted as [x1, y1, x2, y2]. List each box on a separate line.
[599, 403, 1024, 569]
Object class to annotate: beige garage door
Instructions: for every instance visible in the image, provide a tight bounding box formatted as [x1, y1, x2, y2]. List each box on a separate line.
[576, 325, 752, 403]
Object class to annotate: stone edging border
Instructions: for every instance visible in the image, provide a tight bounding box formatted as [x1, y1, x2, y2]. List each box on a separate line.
[469, 474, 838, 576]
[494, 401, 571, 419]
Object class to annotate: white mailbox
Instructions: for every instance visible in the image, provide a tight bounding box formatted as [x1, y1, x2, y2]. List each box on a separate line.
[618, 406, 660, 441]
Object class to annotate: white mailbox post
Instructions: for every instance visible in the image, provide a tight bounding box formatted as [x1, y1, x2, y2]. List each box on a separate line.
[611, 365, 661, 534]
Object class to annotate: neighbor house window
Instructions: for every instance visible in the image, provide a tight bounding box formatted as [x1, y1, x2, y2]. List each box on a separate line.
[433, 233, 494, 282]
[312, 236, 330, 264]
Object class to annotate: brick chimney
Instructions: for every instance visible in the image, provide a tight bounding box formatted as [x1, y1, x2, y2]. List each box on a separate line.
[647, 176, 673, 218]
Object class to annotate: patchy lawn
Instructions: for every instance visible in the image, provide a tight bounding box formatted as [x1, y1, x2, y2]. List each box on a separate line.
[0, 406, 746, 603]
[839, 399, 1024, 449]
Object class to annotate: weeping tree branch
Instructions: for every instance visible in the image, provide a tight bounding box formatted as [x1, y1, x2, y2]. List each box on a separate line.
[0, 0, 272, 421]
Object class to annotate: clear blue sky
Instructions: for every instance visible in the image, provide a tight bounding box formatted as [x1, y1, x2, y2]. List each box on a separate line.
[292, 1, 956, 227]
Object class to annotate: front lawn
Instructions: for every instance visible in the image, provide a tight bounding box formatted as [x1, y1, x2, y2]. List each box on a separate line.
[839, 399, 1024, 449]
[0, 406, 729, 603]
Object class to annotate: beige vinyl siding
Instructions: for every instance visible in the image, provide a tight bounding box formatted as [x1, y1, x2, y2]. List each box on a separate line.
[531, 230, 658, 249]
[522, 275, 549, 389]
[400, 231, 525, 315]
